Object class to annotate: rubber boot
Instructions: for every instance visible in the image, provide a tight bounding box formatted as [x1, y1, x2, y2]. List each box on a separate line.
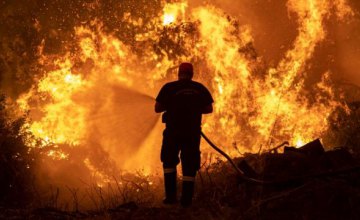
[163, 172, 177, 204]
[180, 180, 194, 207]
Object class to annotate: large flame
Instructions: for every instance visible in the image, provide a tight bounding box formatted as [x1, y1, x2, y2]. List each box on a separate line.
[163, 2, 187, 25]
[15, 0, 353, 181]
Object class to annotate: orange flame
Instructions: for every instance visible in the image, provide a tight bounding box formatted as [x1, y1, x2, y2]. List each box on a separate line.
[16, 0, 354, 179]
[162, 1, 187, 25]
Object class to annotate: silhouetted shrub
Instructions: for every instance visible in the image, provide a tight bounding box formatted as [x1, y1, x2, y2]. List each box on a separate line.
[0, 94, 38, 207]
[324, 102, 360, 155]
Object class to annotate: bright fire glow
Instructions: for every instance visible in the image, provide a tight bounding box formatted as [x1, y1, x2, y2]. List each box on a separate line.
[296, 139, 305, 148]
[162, 2, 187, 25]
[163, 14, 175, 25]
[15, 0, 354, 182]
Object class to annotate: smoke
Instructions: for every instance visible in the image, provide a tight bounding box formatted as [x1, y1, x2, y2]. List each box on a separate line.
[189, 0, 297, 65]
[84, 85, 159, 168]
[34, 85, 161, 202]
[335, 10, 360, 87]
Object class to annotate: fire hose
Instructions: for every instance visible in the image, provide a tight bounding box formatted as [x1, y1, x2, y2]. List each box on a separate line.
[200, 131, 360, 185]
[153, 96, 360, 184]
[200, 131, 269, 184]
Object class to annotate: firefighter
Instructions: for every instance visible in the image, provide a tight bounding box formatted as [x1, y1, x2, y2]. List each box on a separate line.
[155, 62, 213, 207]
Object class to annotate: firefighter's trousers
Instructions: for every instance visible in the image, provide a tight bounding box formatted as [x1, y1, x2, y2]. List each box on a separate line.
[161, 128, 201, 206]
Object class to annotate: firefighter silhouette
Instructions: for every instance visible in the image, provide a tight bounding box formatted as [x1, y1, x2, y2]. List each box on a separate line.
[155, 62, 213, 207]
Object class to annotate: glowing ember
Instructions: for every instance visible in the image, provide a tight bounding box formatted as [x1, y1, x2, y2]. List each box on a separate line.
[47, 150, 69, 160]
